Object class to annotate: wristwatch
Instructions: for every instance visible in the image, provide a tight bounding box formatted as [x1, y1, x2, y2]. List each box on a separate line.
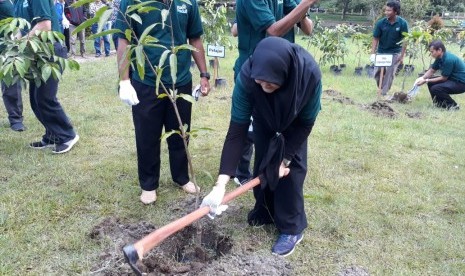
[283, 158, 291, 168]
[200, 72, 210, 80]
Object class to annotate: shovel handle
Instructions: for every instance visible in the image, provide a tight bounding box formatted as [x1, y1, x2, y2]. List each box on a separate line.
[131, 177, 261, 259]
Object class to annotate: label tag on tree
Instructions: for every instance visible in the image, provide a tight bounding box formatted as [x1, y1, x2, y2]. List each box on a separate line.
[374, 54, 393, 67]
[207, 45, 225, 58]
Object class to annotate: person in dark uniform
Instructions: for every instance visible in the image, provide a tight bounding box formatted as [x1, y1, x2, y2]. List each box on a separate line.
[14, 0, 79, 153]
[0, 0, 24, 131]
[202, 37, 322, 257]
[115, 0, 210, 204]
[414, 40, 465, 109]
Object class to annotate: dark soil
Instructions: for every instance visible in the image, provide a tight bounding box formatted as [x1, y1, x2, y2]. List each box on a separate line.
[363, 101, 398, 118]
[389, 92, 409, 104]
[323, 89, 356, 105]
[89, 210, 292, 275]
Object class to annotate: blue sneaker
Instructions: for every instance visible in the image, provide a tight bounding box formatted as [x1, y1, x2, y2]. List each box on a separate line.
[272, 233, 303, 257]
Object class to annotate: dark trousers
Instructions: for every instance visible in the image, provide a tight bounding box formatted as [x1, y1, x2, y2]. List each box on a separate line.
[427, 79, 465, 109]
[249, 122, 308, 235]
[235, 129, 253, 182]
[29, 43, 75, 144]
[131, 80, 192, 191]
[2, 82, 23, 126]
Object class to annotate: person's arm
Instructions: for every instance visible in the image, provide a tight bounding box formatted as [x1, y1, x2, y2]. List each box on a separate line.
[298, 17, 313, 35]
[117, 38, 130, 80]
[371, 37, 379, 54]
[189, 37, 211, 95]
[415, 68, 442, 86]
[266, 0, 315, 37]
[231, 22, 238, 37]
[28, 20, 52, 36]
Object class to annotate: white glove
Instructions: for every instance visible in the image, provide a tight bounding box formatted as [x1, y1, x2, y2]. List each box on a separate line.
[62, 18, 70, 29]
[414, 77, 425, 86]
[200, 185, 227, 219]
[370, 54, 376, 64]
[119, 80, 139, 106]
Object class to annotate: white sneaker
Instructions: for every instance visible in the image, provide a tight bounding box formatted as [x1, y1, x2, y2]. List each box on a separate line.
[181, 181, 200, 194]
[140, 190, 157, 204]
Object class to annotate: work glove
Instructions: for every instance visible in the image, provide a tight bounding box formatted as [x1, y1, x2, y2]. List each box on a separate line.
[62, 18, 70, 29]
[201, 175, 229, 219]
[414, 77, 425, 86]
[119, 80, 139, 106]
[369, 54, 376, 64]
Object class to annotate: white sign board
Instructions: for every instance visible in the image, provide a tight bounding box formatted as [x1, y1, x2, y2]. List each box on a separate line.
[207, 45, 225, 58]
[374, 54, 393, 67]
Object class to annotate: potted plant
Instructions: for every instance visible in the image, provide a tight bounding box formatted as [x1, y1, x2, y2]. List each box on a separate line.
[199, 0, 231, 87]
[318, 24, 350, 75]
[351, 27, 371, 76]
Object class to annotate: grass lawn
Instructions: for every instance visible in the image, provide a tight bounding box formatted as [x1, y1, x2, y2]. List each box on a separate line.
[1, 36, 465, 275]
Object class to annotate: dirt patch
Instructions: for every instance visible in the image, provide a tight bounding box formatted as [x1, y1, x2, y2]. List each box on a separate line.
[363, 101, 398, 118]
[323, 89, 356, 105]
[89, 214, 292, 275]
[405, 111, 424, 119]
[389, 92, 410, 104]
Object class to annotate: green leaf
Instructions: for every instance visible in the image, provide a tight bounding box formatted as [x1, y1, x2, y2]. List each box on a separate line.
[169, 53, 177, 84]
[97, 9, 113, 34]
[72, 17, 98, 35]
[173, 44, 197, 53]
[180, 0, 192, 5]
[161, 9, 169, 29]
[71, 0, 95, 8]
[126, 1, 159, 14]
[177, 93, 195, 104]
[41, 64, 52, 82]
[161, 130, 179, 142]
[88, 29, 122, 40]
[157, 93, 168, 99]
[158, 49, 170, 68]
[155, 67, 163, 96]
[129, 13, 142, 25]
[125, 29, 132, 41]
[139, 23, 157, 44]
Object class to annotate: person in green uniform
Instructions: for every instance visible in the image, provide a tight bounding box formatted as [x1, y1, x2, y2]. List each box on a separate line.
[0, 0, 25, 131]
[115, 0, 211, 204]
[14, 0, 79, 153]
[232, 0, 315, 187]
[202, 37, 322, 257]
[370, 1, 409, 96]
[414, 40, 465, 109]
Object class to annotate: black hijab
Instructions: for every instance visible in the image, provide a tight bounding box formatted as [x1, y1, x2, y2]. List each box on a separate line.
[239, 36, 321, 190]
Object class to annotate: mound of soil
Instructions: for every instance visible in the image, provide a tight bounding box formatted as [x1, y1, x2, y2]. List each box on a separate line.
[89, 214, 292, 275]
[323, 89, 356, 105]
[389, 92, 409, 104]
[364, 101, 398, 118]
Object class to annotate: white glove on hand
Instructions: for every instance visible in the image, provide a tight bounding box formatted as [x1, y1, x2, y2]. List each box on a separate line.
[200, 185, 227, 219]
[414, 77, 425, 86]
[370, 54, 376, 64]
[119, 80, 139, 106]
[62, 18, 70, 29]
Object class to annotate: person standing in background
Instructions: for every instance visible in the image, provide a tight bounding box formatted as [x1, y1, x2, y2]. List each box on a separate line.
[0, 0, 24, 132]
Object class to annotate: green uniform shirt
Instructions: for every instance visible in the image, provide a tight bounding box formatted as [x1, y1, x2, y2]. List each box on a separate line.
[373, 16, 408, 54]
[231, 76, 322, 125]
[432, 51, 465, 84]
[115, 0, 203, 87]
[0, 0, 14, 20]
[14, 0, 60, 32]
[282, 0, 301, 43]
[233, 0, 297, 75]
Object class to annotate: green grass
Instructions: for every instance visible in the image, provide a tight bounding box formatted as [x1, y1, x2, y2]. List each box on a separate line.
[1, 37, 465, 275]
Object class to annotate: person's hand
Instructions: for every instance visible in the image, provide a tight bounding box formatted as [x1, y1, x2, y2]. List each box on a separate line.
[414, 77, 426, 86]
[119, 80, 139, 106]
[62, 18, 70, 29]
[200, 175, 229, 219]
[370, 54, 376, 64]
[200, 77, 210, 96]
[279, 162, 290, 178]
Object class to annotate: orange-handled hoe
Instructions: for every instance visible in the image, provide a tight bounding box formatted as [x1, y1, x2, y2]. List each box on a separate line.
[123, 177, 261, 275]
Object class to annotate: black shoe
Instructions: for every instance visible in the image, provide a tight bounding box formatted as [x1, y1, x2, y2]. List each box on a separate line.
[10, 122, 25, 132]
[30, 140, 54, 149]
[95, 53, 101, 58]
[52, 135, 79, 154]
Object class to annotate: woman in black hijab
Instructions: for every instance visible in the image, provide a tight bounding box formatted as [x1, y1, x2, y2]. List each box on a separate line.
[202, 37, 322, 256]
